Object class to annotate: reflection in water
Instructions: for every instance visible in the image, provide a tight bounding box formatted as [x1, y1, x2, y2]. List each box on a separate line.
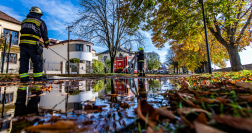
[0, 78, 175, 132]
[138, 79, 147, 98]
[39, 80, 98, 112]
[14, 86, 42, 116]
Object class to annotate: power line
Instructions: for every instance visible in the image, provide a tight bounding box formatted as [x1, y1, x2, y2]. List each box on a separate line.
[54, 29, 67, 39]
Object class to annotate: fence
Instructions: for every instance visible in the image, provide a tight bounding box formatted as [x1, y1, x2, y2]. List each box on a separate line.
[0, 58, 89, 74]
[0, 57, 19, 74]
[214, 63, 252, 72]
[43, 61, 62, 74]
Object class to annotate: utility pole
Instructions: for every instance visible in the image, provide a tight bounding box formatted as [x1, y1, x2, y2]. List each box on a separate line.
[201, 0, 212, 74]
[6, 31, 12, 73]
[67, 26, 73, 74]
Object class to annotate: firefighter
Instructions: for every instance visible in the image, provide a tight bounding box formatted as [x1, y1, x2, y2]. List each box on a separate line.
[19, 7, 49, 83]
[119, 52, 123, 57]
[14, 85, 42, 116]
[137, 47, 145, 76]
[138, 78, 147, 98]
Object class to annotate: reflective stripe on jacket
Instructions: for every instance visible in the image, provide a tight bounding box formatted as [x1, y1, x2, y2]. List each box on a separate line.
[137, 50, 145, 62]
[20, 13, 49, 47]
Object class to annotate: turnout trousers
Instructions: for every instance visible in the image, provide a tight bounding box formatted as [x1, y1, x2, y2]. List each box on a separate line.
[138, 62, 145, 76]
[19, 45, 43, 81]
[14, 86, 41, 116]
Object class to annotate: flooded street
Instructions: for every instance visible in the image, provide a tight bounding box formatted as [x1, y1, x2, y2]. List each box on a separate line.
[0, 78, 176, 132]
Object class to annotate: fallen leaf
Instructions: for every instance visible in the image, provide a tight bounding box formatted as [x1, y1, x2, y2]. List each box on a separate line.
[199, 91, 213, 95]
[136, 98, 159, 127]
[194, 121, 226, 133]
[235, 81, 252, 89]
[195, 97, 218, 104]
[25, 120, 77, 133]
[48, 116, 61, 123]
[193, 82, 199, 86]
[177, 107, 211, 116]
[180, 115, 194, 129]
[212, 115, 252, 132]
[215, 97, 231, 105]
[181, 80, 191, 90]
[195, 113, 207, 125]
[176, 92, 200, 108]
[155, 108, 177, 120]
[120, 102, 129, 108]
[84, 104, 104, 110]
[146, 126, 164, 133]
[238, 95, 252, 102]
[226, 79, 235, 84]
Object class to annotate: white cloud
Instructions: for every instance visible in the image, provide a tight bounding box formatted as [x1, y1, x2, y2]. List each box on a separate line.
[139, 30, 152, 41]
[19, 0, 79, 39]
[0, 5, 24, 21]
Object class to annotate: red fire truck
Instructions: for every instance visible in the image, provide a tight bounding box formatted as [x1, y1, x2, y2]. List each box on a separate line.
[114, 79, 134, 96]
[114, 56, 145, 73]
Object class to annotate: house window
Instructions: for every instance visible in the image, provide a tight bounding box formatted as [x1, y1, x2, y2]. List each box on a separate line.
[76, 44, 83, 51]
[86, 45, 91, 52]
[3, 29, 19, 46]
[1, 53, 17, 64]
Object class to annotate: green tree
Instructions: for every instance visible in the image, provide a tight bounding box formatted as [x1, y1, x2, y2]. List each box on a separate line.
[120, 0, 252, 71]
[105, 59, 111, 73]
[93, 80, 105, 92]
[92, 59, 104, 74]
[148, 79, 161, 92]
[70, 58, 80, 63]
[146, 52, 161, 70]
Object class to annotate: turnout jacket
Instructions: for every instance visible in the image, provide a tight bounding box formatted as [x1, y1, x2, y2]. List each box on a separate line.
[20, 12, 49, 47]
[137, 50, 145, 62]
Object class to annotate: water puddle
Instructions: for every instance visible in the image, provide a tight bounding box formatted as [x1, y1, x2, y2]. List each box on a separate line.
[0, 78, 176, 132]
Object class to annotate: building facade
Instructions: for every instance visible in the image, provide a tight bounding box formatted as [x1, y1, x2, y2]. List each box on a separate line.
[97, 46, 134, 63]
[0, 10, 21, 73]
[43, 39, 94, 73]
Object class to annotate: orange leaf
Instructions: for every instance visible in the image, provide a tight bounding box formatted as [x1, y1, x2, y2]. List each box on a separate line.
[195, 113, 207, 125]
[194, 121, 226, 133]
[212, 115, 252, 132]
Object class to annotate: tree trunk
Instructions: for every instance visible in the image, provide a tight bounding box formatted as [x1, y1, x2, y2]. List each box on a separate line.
[173, 62, 175, 74]
[227, 44, 243, 71]
[110, 57, 115, 73]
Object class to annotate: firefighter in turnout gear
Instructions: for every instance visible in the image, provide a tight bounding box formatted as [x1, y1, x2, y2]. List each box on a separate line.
[19, 7, 49, 82]
[14, 85, 42, 116]
[137, 47, 145, 76]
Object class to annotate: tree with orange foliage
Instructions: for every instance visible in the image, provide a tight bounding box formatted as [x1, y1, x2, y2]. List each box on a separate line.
[120, 0, 252, 71]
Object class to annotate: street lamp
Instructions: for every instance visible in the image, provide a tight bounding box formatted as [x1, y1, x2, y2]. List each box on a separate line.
[201, 0, 212, 74]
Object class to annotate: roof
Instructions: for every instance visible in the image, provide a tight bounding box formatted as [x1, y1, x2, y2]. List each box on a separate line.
[48, 39, 94, 47]
[58, 39, 94, 45]
[98, 46, 133, 55]
[0, 10, 21, 25]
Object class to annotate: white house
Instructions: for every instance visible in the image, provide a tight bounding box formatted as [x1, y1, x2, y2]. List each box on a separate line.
[43, 39, 94, 73]
[39, 81, 99, 112]
[0, 10, 21, 73]
[97, 46, 134, 63]
[92, 49, 98, 61]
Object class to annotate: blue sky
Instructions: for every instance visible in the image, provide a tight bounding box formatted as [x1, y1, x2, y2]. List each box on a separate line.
[1, 0, 251, 67]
